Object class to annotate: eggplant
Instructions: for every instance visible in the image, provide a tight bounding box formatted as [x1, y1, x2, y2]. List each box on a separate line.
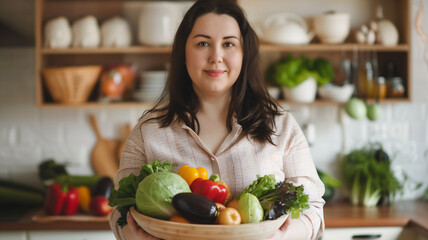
[172, 193, 218, 224]
[93, 177, 113, 198]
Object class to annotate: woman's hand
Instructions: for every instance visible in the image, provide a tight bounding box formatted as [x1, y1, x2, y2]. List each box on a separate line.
[122, 211, 160, 240]
[266, 218, 307, 240]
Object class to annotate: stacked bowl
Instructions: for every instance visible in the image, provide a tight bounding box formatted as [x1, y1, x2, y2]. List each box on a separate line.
[134, 70, 167, 102]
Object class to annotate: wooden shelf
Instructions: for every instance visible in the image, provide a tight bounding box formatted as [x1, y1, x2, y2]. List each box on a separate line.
[41, 46, 172, 55]
[40, 44, 409, 55]
[36, 98, 410, 108]
[260, 43, 409, 52]
[35, 0, 412, 108]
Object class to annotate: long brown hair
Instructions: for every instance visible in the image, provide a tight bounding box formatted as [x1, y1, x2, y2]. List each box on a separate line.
[142, 0, 281, 144]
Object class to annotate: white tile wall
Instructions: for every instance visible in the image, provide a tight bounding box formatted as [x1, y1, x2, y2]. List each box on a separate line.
[0, 0, 427, 201]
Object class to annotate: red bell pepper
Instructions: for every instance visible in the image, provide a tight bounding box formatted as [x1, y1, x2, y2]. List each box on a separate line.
[44, 183, 79, 215]
[190, 174, 228, 204]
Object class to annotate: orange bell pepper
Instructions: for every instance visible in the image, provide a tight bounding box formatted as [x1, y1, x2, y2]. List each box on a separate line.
[178, 165, 208, 186]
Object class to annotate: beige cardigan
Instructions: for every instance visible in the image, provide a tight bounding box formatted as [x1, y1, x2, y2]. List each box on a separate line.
[110, 111, 325, 240]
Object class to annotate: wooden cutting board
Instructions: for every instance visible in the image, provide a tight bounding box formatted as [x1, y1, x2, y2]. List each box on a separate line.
[32, 209, 110, 222]
[88, 114, 120, 180]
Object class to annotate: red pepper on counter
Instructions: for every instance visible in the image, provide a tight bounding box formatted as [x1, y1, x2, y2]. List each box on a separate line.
[44, 183, 79, 215]
[190, 174, 228, 204]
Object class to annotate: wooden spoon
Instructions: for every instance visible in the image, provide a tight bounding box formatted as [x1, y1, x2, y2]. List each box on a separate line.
[88, 114, 120, 180]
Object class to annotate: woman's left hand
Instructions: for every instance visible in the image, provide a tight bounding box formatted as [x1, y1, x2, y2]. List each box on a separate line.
[265, 218, 290, 240]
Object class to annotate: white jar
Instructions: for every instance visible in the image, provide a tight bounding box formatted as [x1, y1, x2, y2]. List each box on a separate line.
[138, 2, 181, 46]
[44, 16, 72, 48]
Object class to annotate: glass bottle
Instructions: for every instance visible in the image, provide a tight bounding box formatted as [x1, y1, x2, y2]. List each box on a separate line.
[387, 77, 405, 98]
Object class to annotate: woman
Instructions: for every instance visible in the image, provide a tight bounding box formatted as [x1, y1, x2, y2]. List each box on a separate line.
[110, 0, 325, 239]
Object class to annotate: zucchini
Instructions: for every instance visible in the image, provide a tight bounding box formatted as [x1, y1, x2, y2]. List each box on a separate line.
[0, 179, 44, 195]
[0, 186, 44, 206]
[54, 174, 101, 192]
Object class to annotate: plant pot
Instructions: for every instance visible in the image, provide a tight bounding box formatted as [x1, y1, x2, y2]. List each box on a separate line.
[282, 77, 317, 103]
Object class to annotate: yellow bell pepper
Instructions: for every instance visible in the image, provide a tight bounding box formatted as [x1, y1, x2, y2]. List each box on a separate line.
[76, 186, 91, 213]
[178, 165, 208, 186]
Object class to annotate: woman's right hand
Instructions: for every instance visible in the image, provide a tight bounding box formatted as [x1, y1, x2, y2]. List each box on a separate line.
[122, 211, 160, 240]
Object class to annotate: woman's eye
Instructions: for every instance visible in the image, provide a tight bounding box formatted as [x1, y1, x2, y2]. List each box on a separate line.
[224, 42, 234, 47]
[197, 42, 208, 47]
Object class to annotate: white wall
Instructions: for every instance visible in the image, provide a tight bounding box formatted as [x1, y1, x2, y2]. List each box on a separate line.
[0, 0, 427, 201]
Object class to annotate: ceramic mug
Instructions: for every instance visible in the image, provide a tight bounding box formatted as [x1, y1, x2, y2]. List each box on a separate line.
[138, 2, 181, 46]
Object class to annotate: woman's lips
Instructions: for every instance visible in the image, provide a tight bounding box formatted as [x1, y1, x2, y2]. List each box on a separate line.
[204, 70, 225, 77]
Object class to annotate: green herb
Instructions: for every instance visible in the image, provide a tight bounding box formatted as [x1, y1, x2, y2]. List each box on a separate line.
[237, 174, 277, 200]
[108, 161, 175, 227]
[341, 145, 402, 207]
[259, 181, 309, 220]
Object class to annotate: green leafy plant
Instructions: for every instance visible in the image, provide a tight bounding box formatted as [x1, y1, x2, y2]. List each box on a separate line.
[341, 144, 403, 207]
[265, 54, 334, 88]
[259, 181, 309, 220]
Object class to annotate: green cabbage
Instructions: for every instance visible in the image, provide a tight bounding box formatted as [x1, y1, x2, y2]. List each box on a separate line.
[135, 172, 190, 219]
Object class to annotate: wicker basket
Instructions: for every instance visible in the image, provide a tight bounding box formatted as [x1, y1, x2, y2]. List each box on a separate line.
[43, 65, 102, 104]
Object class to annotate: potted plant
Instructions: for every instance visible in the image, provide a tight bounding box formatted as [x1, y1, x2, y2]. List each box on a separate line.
[266, 54, 334, 103]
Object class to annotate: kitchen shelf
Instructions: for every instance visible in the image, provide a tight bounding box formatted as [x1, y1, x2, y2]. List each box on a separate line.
[36, 98, 410, 108]
[35, 0, 412, 108]
[40, 44, 409, 55]
[41, 46, 172, 55]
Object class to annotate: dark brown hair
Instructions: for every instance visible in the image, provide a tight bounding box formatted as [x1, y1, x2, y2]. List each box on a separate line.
[142, 0, 281, 144]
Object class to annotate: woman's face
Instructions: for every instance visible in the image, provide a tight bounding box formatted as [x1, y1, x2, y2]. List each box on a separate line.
[185, 13, 243, 98]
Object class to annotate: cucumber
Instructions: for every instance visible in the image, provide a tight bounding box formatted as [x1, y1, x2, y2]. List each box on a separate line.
[54, 174, 101, 192]
[0, 186, 44, 206]
[0, 179, 44, 195]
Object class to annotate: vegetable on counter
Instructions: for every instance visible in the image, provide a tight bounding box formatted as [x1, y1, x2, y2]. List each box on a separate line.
[190, 174, 228, 204]
[237, 174, 277, 200]
[38, 159, 68, 184]
[108, 161, 177, 227]
[38, 159, 101, 192]
[90, 195, 113, 216]
[76, 186, 91, 213]
[44, 183, 79, 215]
[93, 177, 113, 198]
[0, 179, 44, 206]
[178, 165, 209, 186]
[341, 144, 406, 207]
[316, 168, 341, 202]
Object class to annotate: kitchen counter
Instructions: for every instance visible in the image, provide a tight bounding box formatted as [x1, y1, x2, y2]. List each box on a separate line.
[324, 200, 428, 237]
[1, 200, 427, 235]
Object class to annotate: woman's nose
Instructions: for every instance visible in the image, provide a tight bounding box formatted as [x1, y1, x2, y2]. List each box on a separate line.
[209, 47, 223, 63]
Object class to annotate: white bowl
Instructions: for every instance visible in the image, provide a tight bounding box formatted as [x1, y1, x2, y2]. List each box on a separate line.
[313, 12, 350, 44]
[318, 84, 354, 102]
[282, 77, 317, 103]
[130, 207, 288, 240]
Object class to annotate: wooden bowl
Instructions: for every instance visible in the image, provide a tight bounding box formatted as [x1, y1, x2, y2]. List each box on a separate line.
[130, 207, 288, 240]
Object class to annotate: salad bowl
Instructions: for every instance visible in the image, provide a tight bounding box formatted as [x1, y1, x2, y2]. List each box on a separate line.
[130, 206, 288, 240]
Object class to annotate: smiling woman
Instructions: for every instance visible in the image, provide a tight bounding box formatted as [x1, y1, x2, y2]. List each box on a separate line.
[110, 0, 325, 239]
[185, 13, 243, 98]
